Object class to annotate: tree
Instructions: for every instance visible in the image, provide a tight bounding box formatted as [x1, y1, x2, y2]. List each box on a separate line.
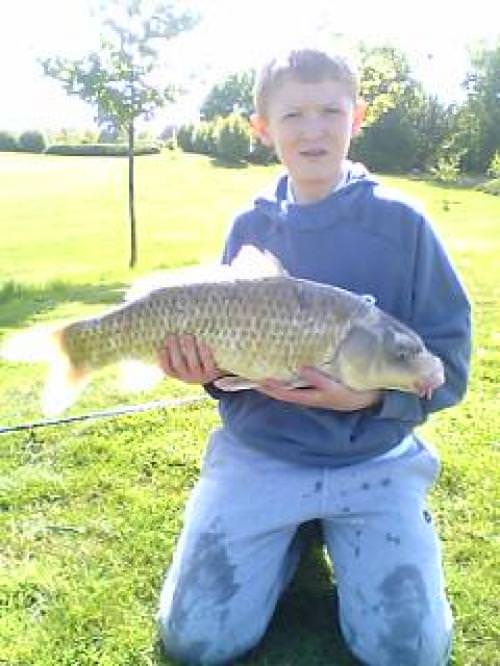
[201, 70, 256, 121]
[349, 44, 455, 172]
[410, 93, 455, 170]
[453, 39, 500, 172]
[352, 45, 424, 171]
[42, 0, 198, 267]
[352, 107, 420, 173]
[358, 45, 415, 125]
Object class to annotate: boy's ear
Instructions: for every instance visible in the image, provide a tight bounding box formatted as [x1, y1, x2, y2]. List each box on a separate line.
[351, 99, 366, 136]
[250, 113, 273, 147]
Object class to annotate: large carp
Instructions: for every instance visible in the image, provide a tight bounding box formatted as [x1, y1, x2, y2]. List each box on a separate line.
[2, 246, 444, 415]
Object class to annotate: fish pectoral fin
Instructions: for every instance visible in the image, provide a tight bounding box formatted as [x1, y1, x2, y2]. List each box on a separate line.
[213, 375, 259, 391]
[118, 360, 165, 392]
[213, 374, 313, 392]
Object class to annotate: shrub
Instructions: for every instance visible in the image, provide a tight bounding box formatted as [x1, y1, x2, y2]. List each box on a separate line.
[487, 151, 500, 179]
[0, 131, 18, 151]
[163, 137, 178, 152]
[45, 143, 160, 156]
[192, 121, 217, 155]
[215, 113, 251, 163]
[80, 129, 99, 144]
[98, 127, 123, 143]
[49, 128, 78, 144]
[176, 124, 196, 152]
[431, 155, 461, 184]
[18, 130, 47, 153]
[248, 137, 276, 165]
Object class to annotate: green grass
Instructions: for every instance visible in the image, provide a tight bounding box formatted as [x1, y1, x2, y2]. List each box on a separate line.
[0, 152, 499, 665]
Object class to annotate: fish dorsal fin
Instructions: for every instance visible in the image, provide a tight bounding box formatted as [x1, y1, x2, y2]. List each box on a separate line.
[126, 263, 231, 301]
[229, 245, 288, 278]
[125, 246, 287, 302]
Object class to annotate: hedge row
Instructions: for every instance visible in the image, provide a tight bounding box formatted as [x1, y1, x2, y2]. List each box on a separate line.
[0, 130, 161, 157]
[45, 143, 161, 156]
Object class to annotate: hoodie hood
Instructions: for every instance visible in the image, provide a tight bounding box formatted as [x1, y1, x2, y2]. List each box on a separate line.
[254, 161, 378, 231]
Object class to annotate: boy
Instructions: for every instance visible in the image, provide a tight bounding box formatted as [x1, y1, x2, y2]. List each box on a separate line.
[157, 47, 471, 665]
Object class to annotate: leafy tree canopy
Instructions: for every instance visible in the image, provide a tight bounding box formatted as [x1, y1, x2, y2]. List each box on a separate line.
[457, 39, 500, 171]
[42, 0, 199, 130]
[200, 70, 256, 121]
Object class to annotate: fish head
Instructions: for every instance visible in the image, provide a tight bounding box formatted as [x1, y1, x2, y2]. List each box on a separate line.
[337, 311, 445, 398]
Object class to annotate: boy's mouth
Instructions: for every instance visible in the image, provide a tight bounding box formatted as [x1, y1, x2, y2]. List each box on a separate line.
[299, 148, 328, 158]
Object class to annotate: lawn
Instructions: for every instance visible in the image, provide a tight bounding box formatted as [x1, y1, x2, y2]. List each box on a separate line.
[0, 151, 498, 665]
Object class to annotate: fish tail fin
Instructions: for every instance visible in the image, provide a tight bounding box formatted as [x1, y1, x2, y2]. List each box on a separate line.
[42, 329, 89, 416]
[41, 329, 90, 416]
[2, 326, 89, 416]
[2, 325, 59, 363]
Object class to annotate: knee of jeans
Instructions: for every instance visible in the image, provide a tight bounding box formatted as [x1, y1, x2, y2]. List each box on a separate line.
[340, 582, 453, 666]
[347, 629, 452, 666]
[158, 617, 220, 664]
[158, 611, 261, 665]
[343, 615, 452, 666]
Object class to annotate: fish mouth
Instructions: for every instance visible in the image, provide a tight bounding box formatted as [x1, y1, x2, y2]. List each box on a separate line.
[414, 367, 445, 399]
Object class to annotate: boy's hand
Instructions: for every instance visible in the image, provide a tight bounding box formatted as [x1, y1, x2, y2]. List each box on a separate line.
[257, 367, 382, 411]
[159, 335, 223, 385]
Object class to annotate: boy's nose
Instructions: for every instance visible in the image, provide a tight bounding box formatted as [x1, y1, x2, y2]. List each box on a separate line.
[300, 114, 327, 138]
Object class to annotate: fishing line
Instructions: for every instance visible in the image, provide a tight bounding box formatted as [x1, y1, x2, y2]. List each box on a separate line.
[0, 394, 210, 435]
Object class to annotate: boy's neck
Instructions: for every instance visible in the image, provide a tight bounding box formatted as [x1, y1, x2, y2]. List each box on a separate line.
[289, 163, 347, 205]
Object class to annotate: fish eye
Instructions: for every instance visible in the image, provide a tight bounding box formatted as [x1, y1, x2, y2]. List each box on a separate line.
[395, 343, 422, 362]
[362, 294, 376, 306]
[396, 348, 411, 362]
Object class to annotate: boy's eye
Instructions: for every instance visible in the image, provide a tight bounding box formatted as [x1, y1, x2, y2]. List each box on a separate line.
[324, 107, 340, 115]
[283, 111, 300, 120]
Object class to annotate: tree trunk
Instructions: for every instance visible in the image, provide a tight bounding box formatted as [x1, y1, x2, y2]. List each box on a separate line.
[128, 118, 137, 268]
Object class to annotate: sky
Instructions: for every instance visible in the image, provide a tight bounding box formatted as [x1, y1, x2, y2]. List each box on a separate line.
[0, 0, 498, 134]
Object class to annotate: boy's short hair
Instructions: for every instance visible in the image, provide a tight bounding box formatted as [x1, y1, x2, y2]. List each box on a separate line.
[254, 47, 359, 117]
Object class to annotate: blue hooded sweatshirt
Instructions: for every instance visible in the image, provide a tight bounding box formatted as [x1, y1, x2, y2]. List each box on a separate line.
[207, 163, 471, 467]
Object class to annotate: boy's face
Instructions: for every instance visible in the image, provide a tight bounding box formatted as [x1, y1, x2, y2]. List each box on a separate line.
[252, 77, 364, 204]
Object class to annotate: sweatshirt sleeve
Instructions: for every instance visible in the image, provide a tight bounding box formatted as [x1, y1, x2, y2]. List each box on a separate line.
[375, 215, 471, 425]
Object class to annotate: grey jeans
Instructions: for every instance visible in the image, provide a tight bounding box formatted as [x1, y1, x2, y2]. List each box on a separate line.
[158, 429, 452, 665]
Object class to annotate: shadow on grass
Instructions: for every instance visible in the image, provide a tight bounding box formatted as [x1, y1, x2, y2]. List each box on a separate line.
[238, 543, 360, 666]
[209, 157, 249, 170]
[404, 171, 490, 191]
[0, 279, 127, 329]
[155, 525, 360, 666]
